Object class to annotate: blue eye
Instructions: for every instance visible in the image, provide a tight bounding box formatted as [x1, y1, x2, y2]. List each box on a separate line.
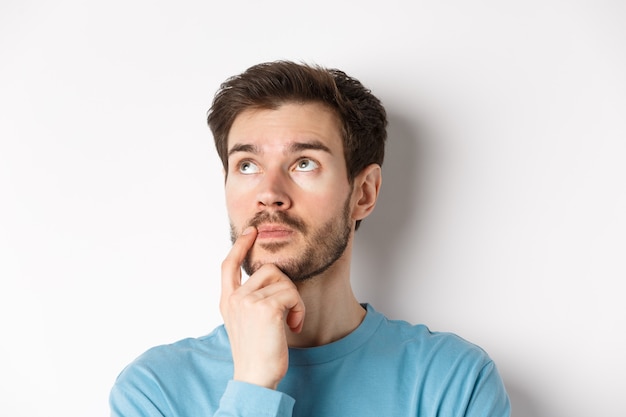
[294, 159, 319, 172]
[239, 161, 260, 174]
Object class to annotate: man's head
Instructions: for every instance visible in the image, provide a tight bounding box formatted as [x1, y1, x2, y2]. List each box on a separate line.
[207, 61, 387, 281]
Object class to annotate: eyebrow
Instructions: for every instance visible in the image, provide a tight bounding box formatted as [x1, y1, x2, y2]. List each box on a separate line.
[289, 140, 332, 154]
[228, 143, 258, 158]
[227, 140, 333, 158]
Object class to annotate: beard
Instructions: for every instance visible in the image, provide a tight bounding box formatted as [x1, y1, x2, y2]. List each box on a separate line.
[230, 194, 353, 283]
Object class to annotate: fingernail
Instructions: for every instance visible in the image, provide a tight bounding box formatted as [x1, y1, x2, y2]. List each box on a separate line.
[242, 226, 254, 236]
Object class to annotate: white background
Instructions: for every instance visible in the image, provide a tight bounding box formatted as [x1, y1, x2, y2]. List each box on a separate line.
[1, 1, 624, 416]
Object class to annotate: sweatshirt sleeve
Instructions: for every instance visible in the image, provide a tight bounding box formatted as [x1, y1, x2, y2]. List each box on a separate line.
[214, 381, 295, 417]
[110, 364, 295, 417]
[463, 360, 511, 417]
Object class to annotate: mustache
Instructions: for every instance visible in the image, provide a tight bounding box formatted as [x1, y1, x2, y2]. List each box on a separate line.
[247, 211, 307, 234]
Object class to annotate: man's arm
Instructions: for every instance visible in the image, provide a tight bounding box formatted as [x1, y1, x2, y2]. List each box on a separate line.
[463, 360, 511, 417]
[110, 226, 304, 417]
[110, 365, 296, 417]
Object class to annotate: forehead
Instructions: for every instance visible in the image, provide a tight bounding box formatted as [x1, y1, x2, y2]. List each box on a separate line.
[227, 102, 344, 154]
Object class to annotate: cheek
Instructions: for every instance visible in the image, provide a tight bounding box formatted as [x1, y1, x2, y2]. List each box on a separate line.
[293, 171, 342, 194]
[224, 181, 251, 221]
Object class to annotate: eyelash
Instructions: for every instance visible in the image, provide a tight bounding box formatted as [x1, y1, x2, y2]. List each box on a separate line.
[237, 160, 258, 174]
[294, 158, 319, 172]
[234, 157, 320, 174]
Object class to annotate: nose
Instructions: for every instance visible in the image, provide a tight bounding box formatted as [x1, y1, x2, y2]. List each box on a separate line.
[256, 169, 292, 211]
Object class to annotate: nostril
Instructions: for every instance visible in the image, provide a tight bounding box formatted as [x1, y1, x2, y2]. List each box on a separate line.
[276, 202, 284, 207]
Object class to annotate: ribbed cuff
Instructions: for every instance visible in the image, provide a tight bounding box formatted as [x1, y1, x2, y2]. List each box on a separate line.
[217, 380, 295, 417]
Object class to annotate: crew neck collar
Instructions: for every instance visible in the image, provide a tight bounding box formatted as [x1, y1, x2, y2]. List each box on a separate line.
[287, 304, 384, 366]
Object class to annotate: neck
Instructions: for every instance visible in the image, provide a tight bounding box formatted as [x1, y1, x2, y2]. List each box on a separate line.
[285, 244, 366, 348]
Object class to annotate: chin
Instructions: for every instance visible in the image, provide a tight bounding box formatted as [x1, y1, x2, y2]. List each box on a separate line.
[242, 251, 294, 276]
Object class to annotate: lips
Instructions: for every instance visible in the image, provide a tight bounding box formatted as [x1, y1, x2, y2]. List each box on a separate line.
[255, 224, 295, 239]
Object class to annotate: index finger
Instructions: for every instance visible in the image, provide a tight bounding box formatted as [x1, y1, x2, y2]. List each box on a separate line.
[221, 226, 257, 295]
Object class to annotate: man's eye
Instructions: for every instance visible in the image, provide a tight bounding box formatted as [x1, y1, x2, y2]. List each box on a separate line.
[238, 161, 260, 174]
[294, 159, 319, 172]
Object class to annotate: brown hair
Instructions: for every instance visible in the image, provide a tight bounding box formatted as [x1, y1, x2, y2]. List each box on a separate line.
[207, 60, 387, 182]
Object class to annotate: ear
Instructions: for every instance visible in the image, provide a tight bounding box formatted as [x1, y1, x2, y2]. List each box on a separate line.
[351, 164, 382, 222]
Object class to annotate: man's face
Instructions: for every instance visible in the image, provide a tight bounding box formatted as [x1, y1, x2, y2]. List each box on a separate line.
[225, 102, 355, 282]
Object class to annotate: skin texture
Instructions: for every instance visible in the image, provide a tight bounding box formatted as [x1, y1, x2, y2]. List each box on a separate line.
[220, 102, 382, 389]
[225, 103, 353, 278]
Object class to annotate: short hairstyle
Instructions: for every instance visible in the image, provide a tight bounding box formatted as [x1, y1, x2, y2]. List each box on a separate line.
[207, 61, 388, 230]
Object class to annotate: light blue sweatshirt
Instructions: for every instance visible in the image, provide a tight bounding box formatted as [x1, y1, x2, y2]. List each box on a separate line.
[110, 304, 510, 416]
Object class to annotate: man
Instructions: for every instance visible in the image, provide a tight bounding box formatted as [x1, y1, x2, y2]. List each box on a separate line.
[110, 61, 510, 416]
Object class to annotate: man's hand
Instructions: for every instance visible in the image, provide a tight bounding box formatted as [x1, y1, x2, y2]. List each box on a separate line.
[220, 226, 306, 390]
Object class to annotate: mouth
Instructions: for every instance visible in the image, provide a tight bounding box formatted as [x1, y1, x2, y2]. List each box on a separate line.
[255, 224, 296, 240]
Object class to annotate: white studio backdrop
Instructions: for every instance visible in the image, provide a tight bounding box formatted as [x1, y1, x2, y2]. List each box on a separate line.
[1, 1, 624, 416]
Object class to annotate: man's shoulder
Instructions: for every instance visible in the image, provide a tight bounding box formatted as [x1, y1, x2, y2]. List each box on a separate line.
[371, 307, 493, 368]
[384, 315, 486, 350]
[116, 325, 231, 381]
[110, 325, 234, 415]
[369, 311, 510, 416]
